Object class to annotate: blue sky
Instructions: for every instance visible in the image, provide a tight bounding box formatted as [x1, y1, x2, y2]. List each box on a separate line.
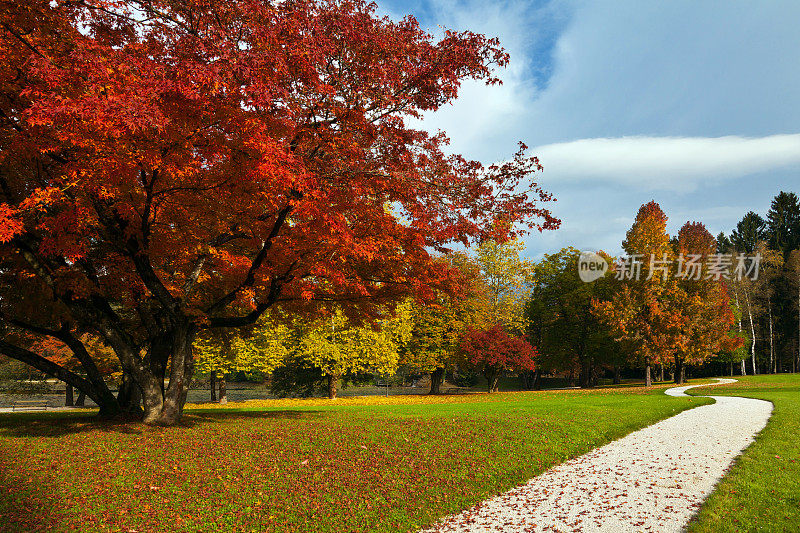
[377, 0, 800, 258]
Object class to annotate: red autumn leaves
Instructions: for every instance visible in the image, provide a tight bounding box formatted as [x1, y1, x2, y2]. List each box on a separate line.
[460, 326, 537, 392]
[0, 0, 559, 422]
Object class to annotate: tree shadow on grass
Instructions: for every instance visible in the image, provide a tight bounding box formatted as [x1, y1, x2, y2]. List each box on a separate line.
[0, 409, 322, 438]
[180, 409, 323, 428]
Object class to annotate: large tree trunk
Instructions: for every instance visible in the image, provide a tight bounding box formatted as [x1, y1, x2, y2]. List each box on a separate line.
[76, 390, 86, 406]
[65, 384, 74, 407]
[429, 367, 444, 395]
[485, 369, 499, 393]
[218, 373, 227, 404]
[533, 369, 542, 390]
[139, 377, 166, 424]
[210, 371, 217, 402]
[674, 357, 684, 384]
[0, 287, 204, 424]
[612, 365, 621, 385]
[137, 324, 196, 425]
[327, 373, 339, 399]
[519, 370, 533, 390]
[658, 364, 665, 383]
[645, 364, 652, 387]
[578, 357, 594, 388]
[117, 370, 143, 414]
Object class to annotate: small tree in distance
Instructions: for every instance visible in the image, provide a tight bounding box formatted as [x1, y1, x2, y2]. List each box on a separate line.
[460, 325, 537, 392]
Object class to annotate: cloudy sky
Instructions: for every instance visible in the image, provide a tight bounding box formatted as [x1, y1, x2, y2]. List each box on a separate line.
[378, 0, 800, 258]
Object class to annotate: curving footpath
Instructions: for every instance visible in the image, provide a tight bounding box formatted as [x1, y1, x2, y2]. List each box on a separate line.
[420, 379, 773, 533]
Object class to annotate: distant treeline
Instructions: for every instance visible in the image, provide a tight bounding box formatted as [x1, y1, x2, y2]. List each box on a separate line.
[716, 191, 800, 375]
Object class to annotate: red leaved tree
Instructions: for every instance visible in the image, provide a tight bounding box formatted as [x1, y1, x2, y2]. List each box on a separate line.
[0, 0, 558, 423]
[460, 325, 537, 392]
[672, 222, 742, 383]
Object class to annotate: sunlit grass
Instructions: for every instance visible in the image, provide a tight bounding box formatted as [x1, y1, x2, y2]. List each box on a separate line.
[687, 374, 800, 533]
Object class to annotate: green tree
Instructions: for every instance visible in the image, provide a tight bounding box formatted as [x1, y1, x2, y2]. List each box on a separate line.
[766, 191, 800, 259]
[730, 212, 767, 254]
[716, 232, 733, 253]
[527, 248, 622, 388]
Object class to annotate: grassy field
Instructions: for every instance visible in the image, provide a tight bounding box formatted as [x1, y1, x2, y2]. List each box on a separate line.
[0, 384, 710, 532]
[687, 374, 800, 533]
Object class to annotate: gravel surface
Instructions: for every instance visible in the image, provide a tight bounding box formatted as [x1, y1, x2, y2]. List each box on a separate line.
[420, 379, 773, 533]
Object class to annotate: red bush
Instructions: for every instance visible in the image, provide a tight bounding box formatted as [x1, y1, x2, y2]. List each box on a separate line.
[460, 326, 537, 392]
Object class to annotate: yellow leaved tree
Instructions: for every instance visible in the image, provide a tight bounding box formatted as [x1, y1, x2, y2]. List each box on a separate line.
[402, 241, 531, 394]
[194, 317, 290, 403]
[475, 237, 533, 334]
[402, 254, 487, 393]
[296, 301, 414, 398]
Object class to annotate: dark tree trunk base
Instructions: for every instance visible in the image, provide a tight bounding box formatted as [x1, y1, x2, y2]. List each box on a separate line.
[327, 374, 339, 399]
[218, 374, 227, 404]
[429, 368, 444, 395]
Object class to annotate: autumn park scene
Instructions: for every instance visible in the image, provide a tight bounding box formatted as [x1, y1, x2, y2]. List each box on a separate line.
[0, 0, 798, 532]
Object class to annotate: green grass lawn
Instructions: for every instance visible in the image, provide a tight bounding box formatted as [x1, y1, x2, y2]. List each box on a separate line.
[687, 374, 800, 533]
[0, 385, 711, 532]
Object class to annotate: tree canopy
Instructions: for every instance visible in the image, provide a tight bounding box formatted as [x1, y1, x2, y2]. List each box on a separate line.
[0, 0, 558, 423]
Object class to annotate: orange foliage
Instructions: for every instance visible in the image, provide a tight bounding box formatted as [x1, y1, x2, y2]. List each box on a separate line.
[595, 205, 738, 376]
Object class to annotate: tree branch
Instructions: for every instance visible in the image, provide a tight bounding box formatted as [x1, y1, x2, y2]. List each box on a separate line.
[205, 260, 299, 328]
[0, 314, 120, 409]
[90, 196, 179, 313]
[206, 197, 297, 315]
[181, 230, 250, 296]
[0, 339, 106, 406]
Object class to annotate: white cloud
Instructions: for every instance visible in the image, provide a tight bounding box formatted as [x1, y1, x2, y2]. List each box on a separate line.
[379, 0, 800, 258]
[533, 134, 800, 191]
[381, 0, 564, 161]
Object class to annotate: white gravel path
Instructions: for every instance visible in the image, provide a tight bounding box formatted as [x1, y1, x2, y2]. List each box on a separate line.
[420, 379, 773, 533]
